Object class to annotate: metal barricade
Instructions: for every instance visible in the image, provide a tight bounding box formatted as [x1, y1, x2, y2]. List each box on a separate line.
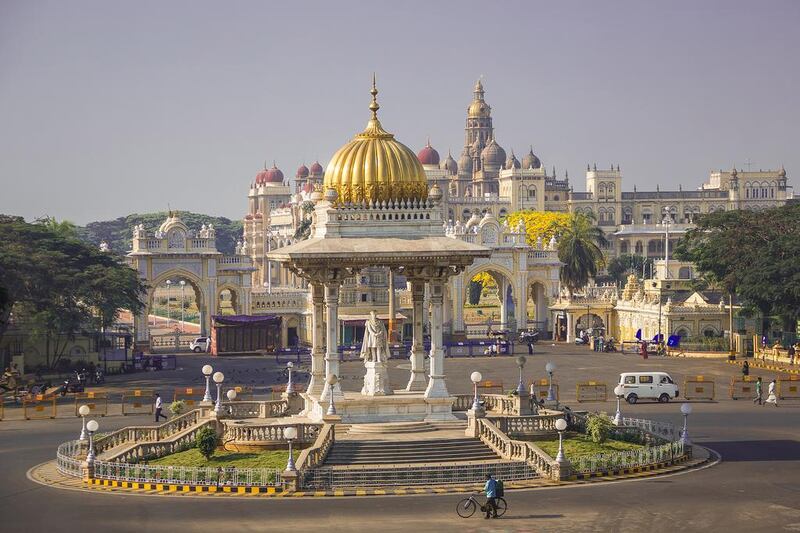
[477, 380, 504, 395]
[23, 394, 57, 420]
[683, 375, 715, 400]
[172, 387, 206, 408]
[777, 376, 800, 400]
[729, 376, 756, 400]
[576, 381, 607, 402]
[121, 389, 154, 416]
[74, 392, 108, 417]
[530, 379, 559, 402]
[0, 399, 4, 420]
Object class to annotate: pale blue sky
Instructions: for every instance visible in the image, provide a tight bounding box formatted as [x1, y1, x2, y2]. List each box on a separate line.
[1, 0, 797, 223]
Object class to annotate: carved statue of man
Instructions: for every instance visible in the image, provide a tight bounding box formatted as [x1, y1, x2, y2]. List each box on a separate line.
[360, 310, 389, 364]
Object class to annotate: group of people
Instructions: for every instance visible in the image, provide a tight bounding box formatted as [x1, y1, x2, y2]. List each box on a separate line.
[760, 337, 800, 365]
[743, 364, 779, 406]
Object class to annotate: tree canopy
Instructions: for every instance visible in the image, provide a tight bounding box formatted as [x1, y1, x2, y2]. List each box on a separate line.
[605, 254, 654, 285]
[503, 211, 571, 247]
[0, 215, 146, 367]
[557, 213, 609, 294]
[675, 204, 800, 330]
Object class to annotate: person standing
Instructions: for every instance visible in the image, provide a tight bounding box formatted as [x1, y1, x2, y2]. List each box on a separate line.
[742, 360, 750, 378]
[753, 377, 763, 405]
[483, 474, 498, 519]
[154, 393, 168, 422]
[788, 343, 796, 366]
[765, 379, 779, 407]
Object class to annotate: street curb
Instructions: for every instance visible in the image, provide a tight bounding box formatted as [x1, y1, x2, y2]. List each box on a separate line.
[727, 359, 800, 375]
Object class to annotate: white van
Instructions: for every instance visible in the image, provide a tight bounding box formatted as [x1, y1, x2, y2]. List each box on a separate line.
[189, 337, 210, 353]
[618, 372, 679, 404]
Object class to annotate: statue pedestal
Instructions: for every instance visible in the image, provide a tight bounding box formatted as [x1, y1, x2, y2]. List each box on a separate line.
[361, 361, 393, 396]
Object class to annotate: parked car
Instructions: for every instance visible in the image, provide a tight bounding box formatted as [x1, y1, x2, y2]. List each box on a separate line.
[189, 337, 210, 353]
[617, 372, 679, 404]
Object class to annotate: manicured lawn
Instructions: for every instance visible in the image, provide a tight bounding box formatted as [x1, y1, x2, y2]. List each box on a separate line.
[149, 448, 290, 469]
[528, 432, 643, 458]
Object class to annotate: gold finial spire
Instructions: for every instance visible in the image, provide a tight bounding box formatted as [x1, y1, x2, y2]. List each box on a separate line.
[369, 73, 380, 119]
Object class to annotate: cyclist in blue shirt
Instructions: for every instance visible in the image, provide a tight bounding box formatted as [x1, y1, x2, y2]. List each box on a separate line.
[483, 474, 498, 519]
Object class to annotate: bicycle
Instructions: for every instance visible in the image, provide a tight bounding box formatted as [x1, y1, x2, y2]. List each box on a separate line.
[455, 492, 507, 518]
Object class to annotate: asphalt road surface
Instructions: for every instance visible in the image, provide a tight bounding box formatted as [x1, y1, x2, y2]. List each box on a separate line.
[2, 345, 799, 533]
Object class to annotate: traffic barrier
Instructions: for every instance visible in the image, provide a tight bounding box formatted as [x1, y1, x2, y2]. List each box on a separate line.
[74, 392, 108, 417]
[23, 394, 57, 420]
[729, 377, 756, 400]
[121, 389, 155, 416]
[683, 376, 715, 401]
[477, 380, 504, 395]
[172, 387, 206, 407]
[777, 375, 800, 400]
[0, 399, 4, 420]
[576, 382, 607, 402]
[530, 379, 559, 402]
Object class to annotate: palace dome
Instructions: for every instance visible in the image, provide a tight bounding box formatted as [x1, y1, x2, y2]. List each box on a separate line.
[458, 147, 473, 174]
[523, 147, 542, 169]
[310, 161, 324, 176]
[481, 137, 506, 168]
[442, 150, 458, 175]
[323, 78, 428, 204]
[417, 139, 440, 166]
[296, 164, 309, 179]
[467, 79, 491, 118]
[505, 150, 521, 169]
[264, 163, 284, 183]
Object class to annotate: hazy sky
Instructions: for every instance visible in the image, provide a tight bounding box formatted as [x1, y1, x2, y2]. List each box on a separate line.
[1, 0, 797, 224]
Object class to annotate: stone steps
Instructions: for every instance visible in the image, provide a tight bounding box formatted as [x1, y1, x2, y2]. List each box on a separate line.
[324, 437, 499, 466]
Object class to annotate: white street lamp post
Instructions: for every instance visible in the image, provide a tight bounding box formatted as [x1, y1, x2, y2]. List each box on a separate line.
[326, 374, 338, 416]
[613, 384, 624, 426]
[680, 403, 692, 445]
[516, 356, 527, 395]
[286, 361, 294, 393]
[545, 362, 556, 401]
[179, 280, 186, 333]
[78, 404, 91, 441]
[213, 371, 225, 414]
[165, 280, 172, 328]
[283, 426, 298, 471]
[86, 419, 99, 463]
[226, 389, 237, 402]
[202, 365, 214, 403]
[555, 418, 567, 464]
[470, 371, 483, 411]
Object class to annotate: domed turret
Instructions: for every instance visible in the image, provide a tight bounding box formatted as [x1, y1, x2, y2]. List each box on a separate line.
[296, 164, 309, 179]
[264, 162, 284, 183]
[481, 137, 505, 170]
[310, 161, 324, 177]
[254, 165, 270, 185]
[505, 150, 521, 170]
[417, 139, 440, 166]
[442, 150, 458, 175]
[779, 165, 786, 178]
[458, 147, 473, 176]
[323, 76, 428, 204]
[522, 146, 542, 169]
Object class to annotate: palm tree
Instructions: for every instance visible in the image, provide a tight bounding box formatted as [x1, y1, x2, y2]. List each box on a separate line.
[557, 213, 609, 295]
[39, 216, 78, 239]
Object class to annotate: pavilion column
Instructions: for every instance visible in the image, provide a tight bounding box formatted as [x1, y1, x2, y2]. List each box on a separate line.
[424, 279, 449, 399]
[321, 283, 344, 401]
[451, 274, 464, 336]
[566, 312, 574, 343]
[499, 279, 509, 331]
[306, 283, 325, 396]
[406, 280, 427, 391]
[134, 306, 150, 343]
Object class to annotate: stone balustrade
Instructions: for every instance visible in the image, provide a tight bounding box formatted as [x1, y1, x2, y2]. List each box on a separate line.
[251, 291, 308, 313]
[489, 414, 561, 435]
[296, 423, 335, 486]
[476, 417, 561, 480]
[222, 422, 320, 445]
[110, 420, 216, 463]
[94, 410, 203, 454]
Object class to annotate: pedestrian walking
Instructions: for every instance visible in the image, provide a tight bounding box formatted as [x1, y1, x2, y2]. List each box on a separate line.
[742, 360, 750, 378]
[483, 474, 498, 519]
[753, 377, 763, 405]
[788, 343, 796, 366]
[154, 393, 168, 422]
[765, 379, 779, 407]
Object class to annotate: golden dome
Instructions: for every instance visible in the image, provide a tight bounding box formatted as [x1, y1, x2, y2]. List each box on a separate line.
[323, 77, 428, 204]
[467, 78, 491, 118]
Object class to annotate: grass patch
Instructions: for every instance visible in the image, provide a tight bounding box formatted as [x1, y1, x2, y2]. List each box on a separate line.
[527, 432, 644, 458]
[149, 448, 290, 469]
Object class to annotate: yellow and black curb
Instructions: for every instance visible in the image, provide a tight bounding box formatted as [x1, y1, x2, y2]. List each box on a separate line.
[80, 454, 705, 498]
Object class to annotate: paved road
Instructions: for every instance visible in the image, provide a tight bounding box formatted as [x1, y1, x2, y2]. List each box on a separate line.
[2, 345, 799, 532]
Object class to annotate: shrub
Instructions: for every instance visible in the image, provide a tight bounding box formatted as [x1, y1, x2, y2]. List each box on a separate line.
[586, 413, 613, 444]
[195, 427, 219, 461]
[169, 400, 186, 416]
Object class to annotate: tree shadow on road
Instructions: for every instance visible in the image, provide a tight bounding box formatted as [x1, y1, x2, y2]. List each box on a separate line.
[500, 514, 564, 520]
[704, 440, 800, 461]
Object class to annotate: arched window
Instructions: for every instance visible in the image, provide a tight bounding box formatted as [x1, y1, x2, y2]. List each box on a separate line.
[622, 207, 632, 224]
[620, 241, 629, 254]
[635, 241, 643, 254]
[553, 195, 560, 201]
[678, 266, 692, 279]
[528, 187, 536, 199]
